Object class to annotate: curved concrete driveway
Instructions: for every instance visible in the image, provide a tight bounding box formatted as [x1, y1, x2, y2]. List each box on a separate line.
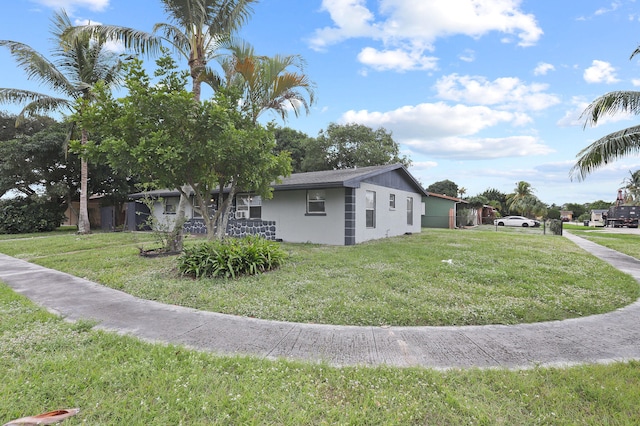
[1, 231, 639, 369]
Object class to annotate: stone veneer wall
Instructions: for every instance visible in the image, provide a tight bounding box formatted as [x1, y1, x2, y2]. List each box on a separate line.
[183, 216, 277, 240]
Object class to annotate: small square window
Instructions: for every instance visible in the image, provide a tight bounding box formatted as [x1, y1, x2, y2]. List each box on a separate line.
[236, 194, 262, 219]
[307, 190, 326, 214]
[163, 198, 177, 215]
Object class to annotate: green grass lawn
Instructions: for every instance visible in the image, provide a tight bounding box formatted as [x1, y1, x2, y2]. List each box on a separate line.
[568, 228, 640, 259]
[2, 228, 640, 424]
[2, 284, 640, 425]
[0, 229, 637, 326]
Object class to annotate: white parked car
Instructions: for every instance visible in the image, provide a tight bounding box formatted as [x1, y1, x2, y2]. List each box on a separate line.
[494, 216, 536, 227]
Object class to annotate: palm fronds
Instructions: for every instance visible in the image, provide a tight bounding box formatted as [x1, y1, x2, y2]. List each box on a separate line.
[571, 125, 640, 181]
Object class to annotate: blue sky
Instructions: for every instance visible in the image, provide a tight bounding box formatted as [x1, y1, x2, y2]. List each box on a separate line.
[2, 0, 640, 205]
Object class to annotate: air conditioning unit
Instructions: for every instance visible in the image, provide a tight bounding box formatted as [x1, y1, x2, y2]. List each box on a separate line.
[235, 210, 248, 219]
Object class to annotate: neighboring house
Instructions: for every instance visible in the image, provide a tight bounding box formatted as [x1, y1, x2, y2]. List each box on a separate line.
[128, 164, 427, 246]
[422, 192, 468, 229]
[560, 210, 574, 222]
[591, 209, 608, 227]
[62, 194, 103, 228]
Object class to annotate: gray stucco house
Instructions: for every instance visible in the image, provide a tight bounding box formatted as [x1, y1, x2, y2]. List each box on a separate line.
[128, 164, 427, 246]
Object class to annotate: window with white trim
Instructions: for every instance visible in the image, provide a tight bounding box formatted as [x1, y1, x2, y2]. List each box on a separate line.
[163, 197, 177, 215]
[236, 194, 262, 219]
[389, 193, 396, 210]
[307, 190, 326, 214]
[366, 190, 376, 228]
[407, 196, 414, 225]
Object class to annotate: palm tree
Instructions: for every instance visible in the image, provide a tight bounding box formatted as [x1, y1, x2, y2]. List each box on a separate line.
[66, 0, 256, 103]
[622, 169, 640, 204]
[217, 43, 316, 124]
[458, 187, 467, 198]
[0, 10, 122, 234]
[204, 43, 316, 238]
[66, 0, 256, 248]
[506, 181, 535, 216]
[571, 49, 640, 180]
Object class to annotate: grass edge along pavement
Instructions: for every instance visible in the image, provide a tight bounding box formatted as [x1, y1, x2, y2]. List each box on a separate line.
[3, 283, 640, 425]
[0, 228, 637, 327]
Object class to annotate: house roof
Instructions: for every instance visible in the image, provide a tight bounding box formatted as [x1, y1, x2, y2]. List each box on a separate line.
[129, 164, 428, 199]
[273, 164, 428, 196]
[426, 192, 468, 203]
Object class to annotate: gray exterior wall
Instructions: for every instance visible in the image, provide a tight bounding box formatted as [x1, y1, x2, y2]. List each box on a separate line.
[354, 182, 422, 243]
[261, 188, 346, 245]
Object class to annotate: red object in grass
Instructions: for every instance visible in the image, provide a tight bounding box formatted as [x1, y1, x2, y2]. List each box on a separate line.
[3, 408, 80, 425]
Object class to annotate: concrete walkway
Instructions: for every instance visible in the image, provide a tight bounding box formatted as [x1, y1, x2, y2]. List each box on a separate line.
[1, 231, 639, 370]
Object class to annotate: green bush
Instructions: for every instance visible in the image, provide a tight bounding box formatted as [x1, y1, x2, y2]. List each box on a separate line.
[0, 196, 66, 234]
[177, 236, 287, 279]
[547, 219, 563, 235]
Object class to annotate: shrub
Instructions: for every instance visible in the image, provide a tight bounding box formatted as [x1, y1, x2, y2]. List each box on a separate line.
[547, 219, 563, 235]
[177, 236, 287, 279]
[0, 196, 66, 234]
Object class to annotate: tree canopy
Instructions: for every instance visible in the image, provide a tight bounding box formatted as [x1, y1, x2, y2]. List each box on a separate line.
[0, 10, 123, 234]
[302, 123, 410, 172]
[426, 179, 459, 198]
[78, 55, 291, 240]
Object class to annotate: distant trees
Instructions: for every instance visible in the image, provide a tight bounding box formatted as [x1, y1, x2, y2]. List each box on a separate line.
[506, 181, 546, 217]
[273, 127, 313, 173]
[0, 11, 123, 234]
[302, 123, 410, 172]
[426, 180, 458, 198]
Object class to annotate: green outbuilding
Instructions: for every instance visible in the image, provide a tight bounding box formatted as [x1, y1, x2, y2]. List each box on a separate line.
[421, 192, 468, 229]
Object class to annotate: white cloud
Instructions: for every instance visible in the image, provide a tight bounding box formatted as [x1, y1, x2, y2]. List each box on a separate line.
[434, 74, 560, 112]
[357, 47, 438, 72]
[595, 2, 621, 16]
[533, 62, 555, 76]
[310, 0, 542, 72]
[339, 102, 553, 160]
[458, 49, 475, 62]
[632, 79, 640, 86]
[405, 135, 554, 160]
[73, 18, 101, 26]
[584, 60, 620, 84]
[31, 0, 109, 12]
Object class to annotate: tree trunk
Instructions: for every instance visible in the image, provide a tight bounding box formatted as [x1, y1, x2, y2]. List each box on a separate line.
[168, 189, 188, 252]
[77, 129, 91, 234]
[214, 181, 236, 240]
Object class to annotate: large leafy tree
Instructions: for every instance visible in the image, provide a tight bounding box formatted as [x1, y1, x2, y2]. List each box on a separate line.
[80, 55, 291, 241]
[0, 10, 122, 234]
[426, 179, 459, 198]
[0, 121, 136, 220]
[67, 0, 257, 245]
[0, 112, 55, 141]
[571, 48, 640, 180]
[0, 122, 71, 199]
[303, 123, 410, 172]
[273, 127, 313, 173]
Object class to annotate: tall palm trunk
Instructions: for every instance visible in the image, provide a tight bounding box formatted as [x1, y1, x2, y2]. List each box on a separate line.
[77, 129, 91, 234]
[170, 54, 205, 244]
